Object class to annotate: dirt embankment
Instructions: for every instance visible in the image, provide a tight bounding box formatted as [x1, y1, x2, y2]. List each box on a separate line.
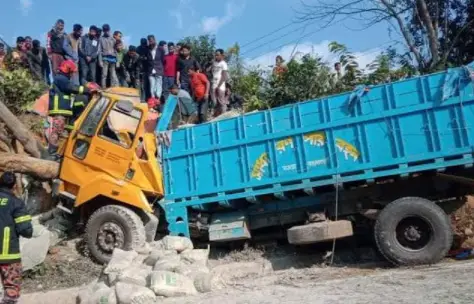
[450, 196, 474, 249]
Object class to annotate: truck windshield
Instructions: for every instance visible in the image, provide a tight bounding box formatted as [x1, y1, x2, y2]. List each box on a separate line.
[98, 104, 142, 148]
[79, 96, 109, 136]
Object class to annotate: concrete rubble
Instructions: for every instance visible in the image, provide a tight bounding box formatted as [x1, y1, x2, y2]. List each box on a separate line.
[77, 235, 274, 304]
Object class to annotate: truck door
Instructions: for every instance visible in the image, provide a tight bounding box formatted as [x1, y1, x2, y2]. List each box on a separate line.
[61, 96, 142, 190]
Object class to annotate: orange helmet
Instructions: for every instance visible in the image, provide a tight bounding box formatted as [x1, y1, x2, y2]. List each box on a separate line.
[58, 59, 78, 75]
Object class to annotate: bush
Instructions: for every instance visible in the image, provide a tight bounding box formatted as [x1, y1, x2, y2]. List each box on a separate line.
[0, 68, 47, 115]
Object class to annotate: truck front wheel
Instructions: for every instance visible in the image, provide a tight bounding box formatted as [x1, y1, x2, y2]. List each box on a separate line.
[86, 205, 146, 264]
[374, 197, 452, 266]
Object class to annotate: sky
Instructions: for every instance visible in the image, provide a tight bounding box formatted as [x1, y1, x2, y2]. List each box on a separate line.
[0, 0, 396, 70]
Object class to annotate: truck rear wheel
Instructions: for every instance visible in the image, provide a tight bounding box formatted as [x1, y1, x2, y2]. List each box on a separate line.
[86, 205, 146, 264]
[374, 197, 452, 266]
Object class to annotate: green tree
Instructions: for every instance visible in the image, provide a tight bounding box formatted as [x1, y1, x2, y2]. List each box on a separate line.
[297, 0, 472, 73]
[226, 43, 268, 111]
[179, 35, 217, 73]
[265, 54, 334, 107]
[0, 68, 46, 115]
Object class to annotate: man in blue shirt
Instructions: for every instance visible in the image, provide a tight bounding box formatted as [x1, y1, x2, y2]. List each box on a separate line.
[79, 26, 99, 85]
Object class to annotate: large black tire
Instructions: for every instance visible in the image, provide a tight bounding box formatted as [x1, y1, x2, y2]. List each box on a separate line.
[374, 197, 452, 266]
[86, 205, 146, 264]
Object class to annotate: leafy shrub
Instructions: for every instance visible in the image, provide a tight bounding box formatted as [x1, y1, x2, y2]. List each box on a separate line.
[0, 68, 47, 115]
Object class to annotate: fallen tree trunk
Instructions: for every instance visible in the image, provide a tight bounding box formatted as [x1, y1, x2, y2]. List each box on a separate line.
[0, 100, 47, 158]
[0, 153, 59, 179]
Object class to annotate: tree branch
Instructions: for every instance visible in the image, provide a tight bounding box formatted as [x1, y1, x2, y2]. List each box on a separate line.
[416, 0, 440, 67]
[380, 0, 426, 68]
[0, 100, 47, 159]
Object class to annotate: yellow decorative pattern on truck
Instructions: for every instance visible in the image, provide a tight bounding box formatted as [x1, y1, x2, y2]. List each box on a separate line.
[303, 132, 326, 146]
[335, 138, 360, 161]
[251, 152, 269, 180]
[276, 137, 294, 153]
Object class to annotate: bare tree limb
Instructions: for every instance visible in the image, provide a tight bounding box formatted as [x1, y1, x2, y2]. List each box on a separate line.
[0, 153, 59, 179]
[416, 0, 440, 67]
[0, 99, 47, 159]
[379, 0, 426, 68]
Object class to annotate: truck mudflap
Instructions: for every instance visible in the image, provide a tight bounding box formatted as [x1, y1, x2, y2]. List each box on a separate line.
[209, 212, 251, 242]
[143, 212, 159, 242]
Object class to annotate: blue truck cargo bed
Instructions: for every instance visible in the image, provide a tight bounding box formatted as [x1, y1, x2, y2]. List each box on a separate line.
[157, 65, 474, 213]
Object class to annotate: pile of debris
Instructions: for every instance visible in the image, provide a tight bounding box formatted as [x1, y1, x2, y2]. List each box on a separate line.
[20, 209, 71, 271]
[77, 236, 273, 304]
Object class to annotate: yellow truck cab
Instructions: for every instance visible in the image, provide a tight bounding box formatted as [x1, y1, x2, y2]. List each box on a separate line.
[55, 87, 163, 263]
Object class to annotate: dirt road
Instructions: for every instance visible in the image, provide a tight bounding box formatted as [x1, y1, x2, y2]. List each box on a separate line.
[20, 259, 474, 304]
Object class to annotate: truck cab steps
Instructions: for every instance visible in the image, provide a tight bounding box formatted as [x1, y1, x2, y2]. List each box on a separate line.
[56, 191, 76, 214]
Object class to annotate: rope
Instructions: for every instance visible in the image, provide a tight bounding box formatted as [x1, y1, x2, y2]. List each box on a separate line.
[330, 171, 340, 265]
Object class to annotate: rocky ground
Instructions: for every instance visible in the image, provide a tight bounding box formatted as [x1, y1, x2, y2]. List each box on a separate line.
[19, 253, 474, 304]
[16, 199, 474, 303]
[23, 238, 102, 292]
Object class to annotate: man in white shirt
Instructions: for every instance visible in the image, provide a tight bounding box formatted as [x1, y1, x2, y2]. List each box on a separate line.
[211, 49, 229, 116]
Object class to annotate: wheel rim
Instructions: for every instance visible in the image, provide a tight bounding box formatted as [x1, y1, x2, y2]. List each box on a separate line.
[97, 222, 125, 254]
[395, 216, 433, 251]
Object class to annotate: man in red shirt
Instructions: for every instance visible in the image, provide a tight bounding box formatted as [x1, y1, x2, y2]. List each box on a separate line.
[189, 67, 210, 123]
[163, 42, 178, 102]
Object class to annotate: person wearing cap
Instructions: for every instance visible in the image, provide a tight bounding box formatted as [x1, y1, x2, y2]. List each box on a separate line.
[79, 25, 100, 85]
[0, 171, 33, 304]
[63, 24, 83, 85]
[123, 45, 141, 89]
[47, 19, 67, 76]
[48, 60, 96, 155]
[98, 24, 118, 88]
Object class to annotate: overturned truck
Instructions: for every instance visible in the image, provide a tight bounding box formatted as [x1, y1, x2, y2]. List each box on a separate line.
[52, 64, 474, 265]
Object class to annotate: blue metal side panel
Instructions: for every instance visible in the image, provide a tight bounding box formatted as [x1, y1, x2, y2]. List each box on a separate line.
[161, 67, 474, 204]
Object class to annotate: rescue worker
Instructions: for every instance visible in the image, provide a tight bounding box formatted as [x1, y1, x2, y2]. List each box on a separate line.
[0, 172, 33, 304]
[71, 82, 100, 123]
[48, 59, 96, 155]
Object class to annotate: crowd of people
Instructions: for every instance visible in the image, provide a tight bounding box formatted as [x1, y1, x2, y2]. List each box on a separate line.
[0, 19, 244, 125]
